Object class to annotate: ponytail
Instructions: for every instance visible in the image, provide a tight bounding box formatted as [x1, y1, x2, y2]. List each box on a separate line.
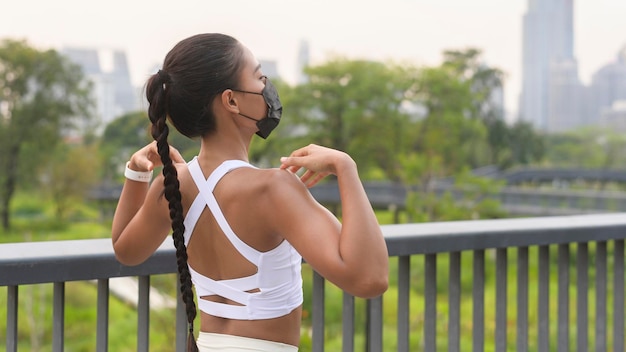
[147, 70, 199, 352]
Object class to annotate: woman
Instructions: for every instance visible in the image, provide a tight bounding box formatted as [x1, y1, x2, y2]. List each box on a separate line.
[111, 33, 389, 352]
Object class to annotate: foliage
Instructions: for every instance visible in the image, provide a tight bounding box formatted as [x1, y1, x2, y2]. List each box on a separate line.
[40, 143, 100, 221]
[99, 110, 200, 181]
[283, 58, 420, 181]
[404, 166, 507, 223]
[440, 49, 546, 169]
[0, 39, 93, 230]
[543, 126, 626, 169]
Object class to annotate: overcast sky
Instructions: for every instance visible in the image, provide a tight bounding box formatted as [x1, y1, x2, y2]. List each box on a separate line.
[1, 0, 625, 120]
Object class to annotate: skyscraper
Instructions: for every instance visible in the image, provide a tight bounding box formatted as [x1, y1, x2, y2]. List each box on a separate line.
[296, 39, 310, 85]
[520, 0, 576, 130]
[62, 47, 138, 133]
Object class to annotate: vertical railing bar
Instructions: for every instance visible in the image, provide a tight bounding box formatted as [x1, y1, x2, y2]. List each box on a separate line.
[614, 240, 625, 352]
[517, 246, 529, 352]
[424, 254, 437, 352]
[137, 276, 150, 352]
[176, 276, 187, 352]
[595, 241, 607, 352]
[473, 250, 485, 352]
[7, 285, 18, 352]
[312, 271, 325, 352]
[576, 242, 588, 352]
[52, 282, 65, 352]
[538, 245, 550, 352]
[342, 292, 355, 352]
[449, 251, 461, 352]
[397, 256, 411, 352]
[557, 244, 570, 352]
[495, 248, 507, 352]
[367, 296, 383, 352]
[96, 279, 109, 352]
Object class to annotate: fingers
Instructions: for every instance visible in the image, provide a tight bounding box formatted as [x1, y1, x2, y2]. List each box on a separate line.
[130, 142, 186, 172]
[169, 145, 186, 164]
[302, 171, 327, 188]
[279, 156, 306, 175]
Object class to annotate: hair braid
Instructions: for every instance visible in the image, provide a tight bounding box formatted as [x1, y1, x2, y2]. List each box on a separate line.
[147, 72, 198, 352]
[142, 33, 247, 351]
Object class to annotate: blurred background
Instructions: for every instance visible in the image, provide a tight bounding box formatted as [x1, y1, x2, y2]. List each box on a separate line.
[1, 1, 626, 350]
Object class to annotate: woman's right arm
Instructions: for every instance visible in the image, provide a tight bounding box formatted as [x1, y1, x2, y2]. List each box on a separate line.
[274, 144, 389, 298]
[111, 142, 185, 266]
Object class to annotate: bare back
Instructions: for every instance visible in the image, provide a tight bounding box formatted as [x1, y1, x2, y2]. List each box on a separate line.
[176, 160, 302, 346]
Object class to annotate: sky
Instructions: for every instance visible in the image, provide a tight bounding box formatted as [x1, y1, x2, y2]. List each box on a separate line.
[1, 0, 625, 121]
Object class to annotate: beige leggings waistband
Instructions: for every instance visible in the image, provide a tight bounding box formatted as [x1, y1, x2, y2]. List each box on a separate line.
[196, 332, 298, 352]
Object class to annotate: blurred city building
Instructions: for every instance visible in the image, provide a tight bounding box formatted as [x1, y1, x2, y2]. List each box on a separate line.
[259, 59, 279, 80]
[62, 47, 139, 134]
[520, 0, 626, 133]
[520, 0, 576, 131]
[296, 39, 310, 85]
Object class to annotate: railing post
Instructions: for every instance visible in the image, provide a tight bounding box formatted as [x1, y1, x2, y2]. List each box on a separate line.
[342, 292, 355, 352]
[96, 279, 109, 352]
[595, 241, 607, 352]
[613, 239, 625, 352]
[366, 296, 383, 352]
[557, 244, 570, 352]
[312, 271, 325, 352]
[576, 242, 589, 352]
[516, 246, 529, 352]
[138, 276, 150, 352]
[176, 280, 187, 352]
[495, 248, 508, 352]
[449, 251, 461, 352]
[538, 246, 550, 352]
[397, 256, 410, 352]
[424, 254, 437, 351]
[6, 286, 18, 352]
[52, 282, 65, 352]
[473, 250, 485, 352]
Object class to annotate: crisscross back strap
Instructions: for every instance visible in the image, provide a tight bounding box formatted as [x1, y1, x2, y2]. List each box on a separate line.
[187, 158, 261, 264]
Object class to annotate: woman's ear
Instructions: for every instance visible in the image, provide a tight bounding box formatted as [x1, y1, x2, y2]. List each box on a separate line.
[220, 89, 239, 113]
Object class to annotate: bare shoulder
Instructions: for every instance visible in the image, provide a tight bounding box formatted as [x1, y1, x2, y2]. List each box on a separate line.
[216, 166, 319, 221]
[257, 167, 312, 200]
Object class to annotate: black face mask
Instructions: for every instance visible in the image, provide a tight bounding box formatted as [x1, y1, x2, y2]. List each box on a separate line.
[231, 78, 283, 139]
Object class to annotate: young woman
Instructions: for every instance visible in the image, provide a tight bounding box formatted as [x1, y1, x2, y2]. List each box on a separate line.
[111, 33, 389, 352]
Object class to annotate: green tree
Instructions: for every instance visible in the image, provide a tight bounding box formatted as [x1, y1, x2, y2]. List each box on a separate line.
[507, 120, 545, 167]
[100, 111, 152, 182]
[440, 48, 546, 169]
[286, 58, 419, 180]
[412, 64, 489, 177]
[0, 39, 93, 230]
[442, 48, 505, 122]
[41, 143, 100, 221]
[100, 111, 200, 182]
[544, 126, 626, 169]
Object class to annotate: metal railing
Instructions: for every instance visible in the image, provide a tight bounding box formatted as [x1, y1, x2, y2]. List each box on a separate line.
[2, 213, 625, 351]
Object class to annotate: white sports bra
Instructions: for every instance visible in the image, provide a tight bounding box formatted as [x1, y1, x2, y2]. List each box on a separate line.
[183, 157, 303, 320]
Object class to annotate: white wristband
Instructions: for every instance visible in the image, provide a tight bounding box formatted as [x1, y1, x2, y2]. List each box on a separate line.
[124, 161, 153, 183]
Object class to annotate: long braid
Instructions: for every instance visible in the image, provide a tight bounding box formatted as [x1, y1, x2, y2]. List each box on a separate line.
[142, 34, 245, 350]
[148, 71, 198, 352]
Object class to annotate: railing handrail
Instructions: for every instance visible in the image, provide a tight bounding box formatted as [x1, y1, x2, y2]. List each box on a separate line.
[0, 239, 176, 286]
[3, 212, 626, 287]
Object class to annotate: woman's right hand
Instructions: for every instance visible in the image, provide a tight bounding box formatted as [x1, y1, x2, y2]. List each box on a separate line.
[279, 144, 356, 188]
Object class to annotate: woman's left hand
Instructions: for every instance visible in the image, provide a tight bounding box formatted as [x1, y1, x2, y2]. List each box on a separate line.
[128, 141, 186, 172]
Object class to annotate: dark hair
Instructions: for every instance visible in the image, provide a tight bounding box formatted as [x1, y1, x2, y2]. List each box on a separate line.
[145, 33, 246, 351]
